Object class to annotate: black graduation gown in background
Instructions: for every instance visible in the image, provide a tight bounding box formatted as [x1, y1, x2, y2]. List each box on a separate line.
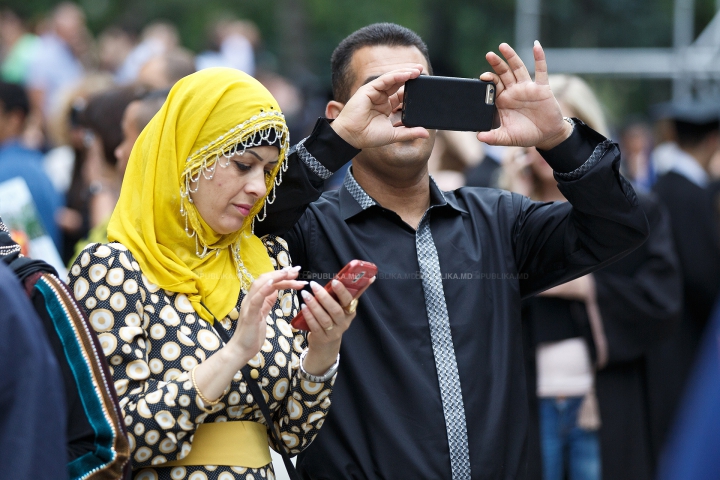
[593, 193, 682, 479]
[523, 193, 682, 480]
[648, 171, 720, 458]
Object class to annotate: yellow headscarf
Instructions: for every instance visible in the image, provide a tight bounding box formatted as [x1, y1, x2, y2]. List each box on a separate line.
[108, 68, 289, 324]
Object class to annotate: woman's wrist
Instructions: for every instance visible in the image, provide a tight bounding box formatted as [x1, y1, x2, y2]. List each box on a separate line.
[302, 341, 341, 376]
[299, 348, 340, 382]
[220, 338, 257, 370]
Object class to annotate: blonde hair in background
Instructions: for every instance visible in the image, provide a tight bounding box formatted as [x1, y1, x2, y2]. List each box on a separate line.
[548, 74, 610, 137]
[497, 75, 610, 196]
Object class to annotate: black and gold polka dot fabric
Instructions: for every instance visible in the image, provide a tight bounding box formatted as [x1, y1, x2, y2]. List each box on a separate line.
[68, 236, 335, 480]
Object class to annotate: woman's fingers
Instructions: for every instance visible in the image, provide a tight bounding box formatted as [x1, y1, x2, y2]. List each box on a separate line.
[245, 279, 275, 312]
[300, 289, 335, 331]
[243, 266, 304, 319]
[329, 280, 355, 310]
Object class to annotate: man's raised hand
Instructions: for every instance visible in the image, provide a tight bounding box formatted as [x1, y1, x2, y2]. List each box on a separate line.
[477, 42, 572, 150]
[331, 67, 430, 149]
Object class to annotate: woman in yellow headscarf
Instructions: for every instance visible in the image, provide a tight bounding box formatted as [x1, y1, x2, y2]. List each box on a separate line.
[67, 64, 425, 480]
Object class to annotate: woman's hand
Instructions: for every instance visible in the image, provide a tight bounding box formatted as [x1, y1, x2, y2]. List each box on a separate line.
[227, 266, 307, 363]
[192, 266, 307, 404]
[477, 42, 572, 150]
[299, 277, 376, 375]
[330, 68, 430, 149]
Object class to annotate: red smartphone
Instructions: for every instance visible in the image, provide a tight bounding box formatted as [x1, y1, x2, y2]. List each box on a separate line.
[290, 260, 378, 331]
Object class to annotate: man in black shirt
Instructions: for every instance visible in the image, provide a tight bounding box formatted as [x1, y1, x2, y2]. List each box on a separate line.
[258, 23, 648, 479]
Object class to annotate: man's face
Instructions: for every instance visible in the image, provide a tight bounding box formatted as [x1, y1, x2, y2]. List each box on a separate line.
[345, 45, 436, 173]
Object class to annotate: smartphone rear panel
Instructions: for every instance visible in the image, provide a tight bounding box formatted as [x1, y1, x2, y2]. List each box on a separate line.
[402, 76, 496, 132]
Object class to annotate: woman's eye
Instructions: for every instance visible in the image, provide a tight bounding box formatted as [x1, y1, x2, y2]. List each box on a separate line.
[234, 162, 251, 172]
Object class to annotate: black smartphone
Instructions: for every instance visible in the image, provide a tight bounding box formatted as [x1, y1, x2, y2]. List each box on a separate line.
[401, 76, 497, 132]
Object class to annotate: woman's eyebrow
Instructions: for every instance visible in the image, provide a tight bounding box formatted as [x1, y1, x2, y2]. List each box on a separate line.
[244, 150, 265, 162]
[243, 150, 278, 164]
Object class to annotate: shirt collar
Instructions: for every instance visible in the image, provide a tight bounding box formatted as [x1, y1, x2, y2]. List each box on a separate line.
[339, 168, 468, 220]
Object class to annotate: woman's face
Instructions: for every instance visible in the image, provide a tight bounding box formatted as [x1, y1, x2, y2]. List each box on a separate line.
[190, 145, 279, 235]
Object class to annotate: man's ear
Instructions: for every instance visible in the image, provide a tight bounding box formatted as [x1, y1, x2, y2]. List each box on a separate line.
[325, 100, 345, 120]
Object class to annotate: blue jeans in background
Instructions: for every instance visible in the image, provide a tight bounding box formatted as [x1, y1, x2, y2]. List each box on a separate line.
[539, 397, 601, 480]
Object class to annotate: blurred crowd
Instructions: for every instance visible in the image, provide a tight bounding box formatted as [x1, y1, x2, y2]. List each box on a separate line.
[1, 3, 720, 480]
[0, 3, 320, 266]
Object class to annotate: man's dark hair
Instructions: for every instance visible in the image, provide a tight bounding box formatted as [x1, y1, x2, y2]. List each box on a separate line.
[0, 81, 30, 118]
[331, 23, 432, 103]
[674, 119, 720, 149]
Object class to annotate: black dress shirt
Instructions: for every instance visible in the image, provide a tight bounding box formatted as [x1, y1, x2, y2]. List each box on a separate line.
[257, 119, 648, 479]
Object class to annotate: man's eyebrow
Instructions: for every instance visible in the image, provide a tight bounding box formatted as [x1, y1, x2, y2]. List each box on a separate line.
[362, 72, 429, 87]
[362, 75, 380, 86]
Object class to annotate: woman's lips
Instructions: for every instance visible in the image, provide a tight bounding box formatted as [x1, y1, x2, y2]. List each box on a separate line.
[234, 204, 251, 216]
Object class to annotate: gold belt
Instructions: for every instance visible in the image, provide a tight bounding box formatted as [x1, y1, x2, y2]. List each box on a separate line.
[163, 421, 271, 468]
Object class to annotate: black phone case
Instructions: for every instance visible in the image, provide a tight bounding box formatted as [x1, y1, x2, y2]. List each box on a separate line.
[402, 76, 496, 132]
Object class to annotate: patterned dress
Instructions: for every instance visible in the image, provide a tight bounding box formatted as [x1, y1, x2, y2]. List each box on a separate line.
[68, 236, 335, 480]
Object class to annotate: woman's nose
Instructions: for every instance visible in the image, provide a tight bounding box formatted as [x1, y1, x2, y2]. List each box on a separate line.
[245, 170, 268, 198]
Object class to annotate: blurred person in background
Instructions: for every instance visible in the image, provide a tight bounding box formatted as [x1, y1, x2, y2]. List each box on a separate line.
[427, 129, 485, 190]
[0, 81, 62, 248]
[98, 26, 135, 76]
[619, 121, 655, 192]
[114, 89, 168, 177]
[115, 21, 179, 85]
[1, 216, 131, 478]
[68, 85, 147, 263]
[197, 19, 258, 75]
[44, 74, 114, 262]
[0, 9, 40, 84]
[501, 74, 682, 480]
[646, 102, 720, 462]
[136, 48, 196, 90]
[464, 147, 504, 188]
[26, 2, 93, 123]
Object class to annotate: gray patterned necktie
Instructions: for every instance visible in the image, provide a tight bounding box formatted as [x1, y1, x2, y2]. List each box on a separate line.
[416, 215, 472, 480]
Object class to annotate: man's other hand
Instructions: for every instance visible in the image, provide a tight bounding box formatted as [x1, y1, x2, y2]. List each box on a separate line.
[478, 42, 573, 150]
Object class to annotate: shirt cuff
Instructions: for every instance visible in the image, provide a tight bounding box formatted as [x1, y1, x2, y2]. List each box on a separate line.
[291, 118, 361, 179]
[537, 118, 606, 173]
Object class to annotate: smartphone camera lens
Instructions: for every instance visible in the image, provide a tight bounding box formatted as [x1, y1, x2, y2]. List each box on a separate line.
[485, 84, 495, 105]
